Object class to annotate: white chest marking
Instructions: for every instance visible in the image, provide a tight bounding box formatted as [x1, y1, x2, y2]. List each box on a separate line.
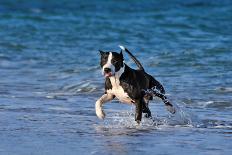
[107, 77, 133, 104]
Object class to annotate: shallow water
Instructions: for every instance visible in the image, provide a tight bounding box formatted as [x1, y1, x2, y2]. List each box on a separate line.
[0, 0, 232, 155]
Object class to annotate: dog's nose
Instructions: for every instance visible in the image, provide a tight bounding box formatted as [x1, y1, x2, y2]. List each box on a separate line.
[104, 68, 111, 73]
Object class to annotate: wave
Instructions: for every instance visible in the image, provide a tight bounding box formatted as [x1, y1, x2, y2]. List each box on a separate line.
[198, 119, 232, 130]
[215, 87, 232, 93]
[60, 81, 99, 93]
[196, 100, 232, 109]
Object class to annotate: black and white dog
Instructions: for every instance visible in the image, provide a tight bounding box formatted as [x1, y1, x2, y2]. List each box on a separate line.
[96, 46, 175, 124]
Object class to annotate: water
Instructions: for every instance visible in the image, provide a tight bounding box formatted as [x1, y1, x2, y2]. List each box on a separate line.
[0, 0, 232, 154]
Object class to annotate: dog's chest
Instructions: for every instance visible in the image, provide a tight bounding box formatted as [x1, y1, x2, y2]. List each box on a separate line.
[107, 77, 133, 104]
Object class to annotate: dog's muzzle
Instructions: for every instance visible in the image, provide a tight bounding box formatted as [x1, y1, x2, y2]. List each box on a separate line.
[103, 68, 112, 77]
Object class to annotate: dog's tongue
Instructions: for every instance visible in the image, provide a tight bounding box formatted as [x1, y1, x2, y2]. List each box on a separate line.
[104, 72, 112, 78]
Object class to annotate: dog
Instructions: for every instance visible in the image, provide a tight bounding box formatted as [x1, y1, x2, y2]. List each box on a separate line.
[95, 46, 175, 124]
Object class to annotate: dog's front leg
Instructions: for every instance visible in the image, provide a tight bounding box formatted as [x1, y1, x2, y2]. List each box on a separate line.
[135, 99, 143, 124]
[95, 93, 114, 119]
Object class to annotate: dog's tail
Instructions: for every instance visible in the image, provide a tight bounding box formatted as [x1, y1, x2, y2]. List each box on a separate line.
[119, 45, 145, 71]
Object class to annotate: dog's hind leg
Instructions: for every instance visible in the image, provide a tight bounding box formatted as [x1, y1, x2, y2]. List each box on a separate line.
[151, 78, 166, 94]
[142, 98, 152, 118]
[153, 90, 176, 114]
[95, 93, 115, 119]
[144, 88, 176, 114]
[141, 90, 154, 118]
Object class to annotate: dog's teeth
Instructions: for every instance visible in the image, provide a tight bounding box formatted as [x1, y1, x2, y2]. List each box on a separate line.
[119, 45, 125, 51]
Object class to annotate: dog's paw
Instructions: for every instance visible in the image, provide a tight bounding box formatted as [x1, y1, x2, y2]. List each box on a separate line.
[95, 100, 106, 120]
[96, 108, 105, 119]
[164, 100, 176, 114]
[136, 120, 141, 125]
[165, 104, 176, 114]
[145, 113, 152, 118]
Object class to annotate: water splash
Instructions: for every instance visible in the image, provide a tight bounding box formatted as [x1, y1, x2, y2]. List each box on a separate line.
[163, 103, 199, 127]
[97, 102, 199, 131]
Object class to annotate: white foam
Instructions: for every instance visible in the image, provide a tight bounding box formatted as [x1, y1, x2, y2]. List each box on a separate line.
[216, 87, 232, 93]
[97, 103, 198, 130]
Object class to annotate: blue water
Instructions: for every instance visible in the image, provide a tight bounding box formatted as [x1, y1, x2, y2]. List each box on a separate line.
[0, 0, 232, 154]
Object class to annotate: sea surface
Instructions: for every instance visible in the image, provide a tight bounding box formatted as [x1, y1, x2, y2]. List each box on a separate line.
[0, 0, 232, 155]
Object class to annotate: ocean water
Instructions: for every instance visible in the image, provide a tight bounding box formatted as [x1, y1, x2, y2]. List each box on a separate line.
[0, 0, 232, 154]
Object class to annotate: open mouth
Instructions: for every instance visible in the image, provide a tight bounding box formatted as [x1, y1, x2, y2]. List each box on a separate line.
[104, 72, 113, 78]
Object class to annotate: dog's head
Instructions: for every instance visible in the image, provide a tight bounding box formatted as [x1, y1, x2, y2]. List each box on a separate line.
[99, 50, 124, 78]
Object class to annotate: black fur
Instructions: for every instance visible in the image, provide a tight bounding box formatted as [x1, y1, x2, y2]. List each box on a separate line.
[105, 77, 112, 92]
[99, 51, 109, 68]
[119, 64, 165, 99]
[111, 52, 124, 72]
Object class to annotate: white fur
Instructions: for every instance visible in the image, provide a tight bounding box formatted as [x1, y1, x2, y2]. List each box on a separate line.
[95, 94, 114, 119]
[96, 56, 133, 120]
[107, 65, 134, 104]
[102, 52, 115, 75]
[119, 45, 125, 51]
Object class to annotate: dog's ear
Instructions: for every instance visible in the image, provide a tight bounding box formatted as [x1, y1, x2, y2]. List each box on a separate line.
[99, 50, 104, 55]
[120, 50, 123, 58]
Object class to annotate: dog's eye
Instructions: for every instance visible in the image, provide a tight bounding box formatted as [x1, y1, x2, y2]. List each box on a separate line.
[102, 55, 108, 60]
[112, 60, 118, 64]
